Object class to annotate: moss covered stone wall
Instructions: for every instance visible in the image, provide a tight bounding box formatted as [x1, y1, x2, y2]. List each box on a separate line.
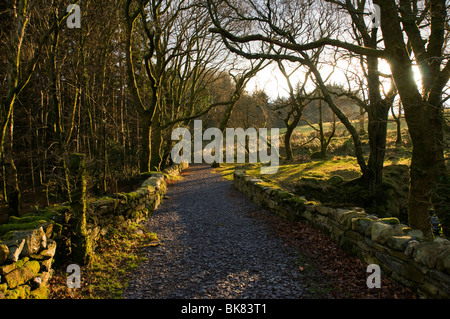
[0, 162, 188, 299]
[233, 169, 450, 299]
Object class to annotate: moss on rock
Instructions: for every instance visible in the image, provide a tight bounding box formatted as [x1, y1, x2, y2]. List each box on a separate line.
[379, 217, 400, 225]
[352, 217, 374, 234]
[286, 196, 307, 207]
[0, 283, 7, 295]
[0, 220, 49, 237]
[5, 284, 31, 299]
[4, 259, 40, 289]
[29, 284, 49, 299]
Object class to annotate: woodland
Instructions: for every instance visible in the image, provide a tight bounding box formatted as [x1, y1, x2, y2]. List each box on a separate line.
[1, 0, 449, 252]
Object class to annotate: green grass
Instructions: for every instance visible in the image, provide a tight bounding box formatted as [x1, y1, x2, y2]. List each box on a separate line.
[84, 223, 159, 298]
[215, 117, 449, 221]
[215, 156, 362, 192]
[213, 163, 237, 181]
[216, 115, 413, 180]
[215, 126, 411, 188]
[270, 156, 361, 181]
[278, 116, 408, 136]
[49, 221, 159, 299]
[214, 121, 420, 222]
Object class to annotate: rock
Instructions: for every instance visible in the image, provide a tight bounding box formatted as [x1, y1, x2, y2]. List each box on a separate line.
[134, 229, 144, 236]
[315, 205, 333, 216]
[88, 226, 101, 244]
[38, 239, 57, 258]
[40, 258, 53, 272]
[30, 276, 42, 289]
[39, 271, 53, 286]
[327, 175, 344, 185]
[436, 248, 450, 275]
[100, 228, 108, 236]
[4, 260, 40, 289]
[5, 284, 31, 299]
[402, 262, 425, 284]
[387, 236, 412, 251]
[114, 215, 126, 226]
[7, 239, 25, 262]
[433, 236, 450, 245]
[0, 283, 7, 293]
[379, 217, 400, 225]
[413, 241, 447, 268]
[335, 209, 366, 228]
[7, 227, 47, 257]
[352, 217, 374, 234]
[407, 229, 425, 241]
[393, 223, 410, 235]
[0, 261, 17, 275]
[371, 222, 401, 244]
[405, 240, 420, 258]
[29, 284, 49, 299]
[39, 222, 54, 239]
[0, 243, 9, 264]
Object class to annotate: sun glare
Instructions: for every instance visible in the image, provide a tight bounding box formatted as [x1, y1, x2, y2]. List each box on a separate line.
[247, 58, 424, 101]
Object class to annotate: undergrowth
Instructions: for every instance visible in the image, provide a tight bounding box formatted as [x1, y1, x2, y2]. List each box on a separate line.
[48, 221, 159, 299]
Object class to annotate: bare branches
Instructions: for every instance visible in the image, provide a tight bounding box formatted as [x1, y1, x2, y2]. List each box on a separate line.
[206, 0, 387, 58]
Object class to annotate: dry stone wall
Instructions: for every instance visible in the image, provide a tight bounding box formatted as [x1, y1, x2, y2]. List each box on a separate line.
[233, 169, 450, 298]
[0, 162, 188, 299]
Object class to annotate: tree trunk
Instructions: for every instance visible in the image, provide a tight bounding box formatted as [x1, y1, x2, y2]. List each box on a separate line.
[102, 123, 108, 193]
[366, 100, 390, 192]
[359, 105, 366, 135]
[375, 0, 444, 239]
[317, 100, 328, 157]
[219, 99, 238, 132]
[1, 0, 29, 217]
[4, 111, 20, 217]
[363, 30, 393, 193]
[69, 153, 91, 265]
[150, 107, 163, 171]
[391, 103, 402, 145]
[407, 124, 440, 239]
[124, 2, 159, 173]
[395, 116, 402, 145]
[284, 125, 294, 160]
[140, 111, 152, 173]
[434, 169, 450, 237]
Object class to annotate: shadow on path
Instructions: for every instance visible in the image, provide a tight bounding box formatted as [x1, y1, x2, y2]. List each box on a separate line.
[123, 164, 307, 299]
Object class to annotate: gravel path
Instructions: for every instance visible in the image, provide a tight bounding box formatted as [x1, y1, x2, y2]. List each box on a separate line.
[123, 164, 307, 299]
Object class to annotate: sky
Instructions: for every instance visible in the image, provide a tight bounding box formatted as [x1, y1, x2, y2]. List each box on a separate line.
[246, 62, 292, 100]
[245, 58, 423, 104]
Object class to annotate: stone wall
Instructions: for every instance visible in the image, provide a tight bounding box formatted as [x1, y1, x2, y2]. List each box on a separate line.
[0, 162, 188, 299]
[233, 169, 450, 298]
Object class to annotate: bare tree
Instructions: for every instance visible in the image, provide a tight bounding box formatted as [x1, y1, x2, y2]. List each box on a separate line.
[373, 0, 450, 238]
[125, 0, 266, 170]
[270, 61, 314, 160]
[206, 0, 370, 180]
[206, 0, 450, 238]
[217, 59, 269, 132]
[1, 0, 79, 216]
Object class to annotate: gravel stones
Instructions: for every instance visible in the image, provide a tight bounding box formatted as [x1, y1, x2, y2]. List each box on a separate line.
[123, 164, 306, 299]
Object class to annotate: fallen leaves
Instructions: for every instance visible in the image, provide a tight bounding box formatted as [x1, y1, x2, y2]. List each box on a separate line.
[246, 209, 417, 299]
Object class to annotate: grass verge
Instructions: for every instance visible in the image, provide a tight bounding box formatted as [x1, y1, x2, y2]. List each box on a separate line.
[48, 221, 159, 299]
